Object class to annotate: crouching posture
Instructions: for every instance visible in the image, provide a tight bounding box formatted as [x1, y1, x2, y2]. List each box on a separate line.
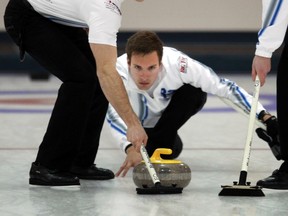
[106, 31, 279, 177]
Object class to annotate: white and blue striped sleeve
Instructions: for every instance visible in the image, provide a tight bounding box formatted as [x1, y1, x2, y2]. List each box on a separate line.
[106, 104, 130, 153]
[256, 0, 288, 58]
[178, 55, 266, 116]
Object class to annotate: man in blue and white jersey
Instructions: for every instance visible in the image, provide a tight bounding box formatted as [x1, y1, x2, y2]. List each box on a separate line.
[106, 31, 279, 177]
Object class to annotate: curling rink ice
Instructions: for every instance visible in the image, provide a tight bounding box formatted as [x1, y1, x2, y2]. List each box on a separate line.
[0, 73, 287, 216]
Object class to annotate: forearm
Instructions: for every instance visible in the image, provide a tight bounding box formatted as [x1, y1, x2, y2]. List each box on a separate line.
[90, 43, 147, 150]
[98, 64, 140, 128]
[219, 94, 268, 120]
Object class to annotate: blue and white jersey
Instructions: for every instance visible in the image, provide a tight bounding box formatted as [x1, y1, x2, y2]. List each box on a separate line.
[107, 47, 267, 152]
[27, 0, 124, 46]
[256, 0, 288, 57]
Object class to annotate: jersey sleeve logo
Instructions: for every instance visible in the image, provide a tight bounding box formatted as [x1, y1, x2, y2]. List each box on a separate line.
[105, 0, 122, 15]
[178, 56, 188, 73]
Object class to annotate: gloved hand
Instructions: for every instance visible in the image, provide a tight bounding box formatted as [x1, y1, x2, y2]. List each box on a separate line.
[256, 116, 282, 160]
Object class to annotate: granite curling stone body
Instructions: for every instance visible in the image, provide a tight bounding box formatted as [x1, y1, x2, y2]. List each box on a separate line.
[133, 148, 191, 188]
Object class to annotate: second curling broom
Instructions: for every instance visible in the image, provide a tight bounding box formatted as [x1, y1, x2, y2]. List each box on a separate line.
[219, 75, 265, 196]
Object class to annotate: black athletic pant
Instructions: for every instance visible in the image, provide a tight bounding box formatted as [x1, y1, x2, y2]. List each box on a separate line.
[4, 0, 108, 171]
[277, 30, 288, 164]
[145, 84, 207, 157]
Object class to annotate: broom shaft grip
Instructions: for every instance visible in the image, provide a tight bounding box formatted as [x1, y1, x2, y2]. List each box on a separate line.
[238, 171, 248, 185]
[140, 144, 160, 185]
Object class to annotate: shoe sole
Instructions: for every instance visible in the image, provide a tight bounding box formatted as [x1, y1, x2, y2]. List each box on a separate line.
[76, 176, 115, 180]
[261, 186, 288, 190]
[29, 178, 80, 186]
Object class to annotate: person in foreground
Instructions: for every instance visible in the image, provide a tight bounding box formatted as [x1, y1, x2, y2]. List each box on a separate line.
[4, 0, 147, 186]
[251, 0, 288, 189]
[106, 31, 279, 177]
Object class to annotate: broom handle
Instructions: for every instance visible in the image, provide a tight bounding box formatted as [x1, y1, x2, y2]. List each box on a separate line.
[140, 144, 161, 185]
[239, 75, 261, 185]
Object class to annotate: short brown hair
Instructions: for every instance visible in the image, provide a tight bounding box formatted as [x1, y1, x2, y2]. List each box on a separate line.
[125, 31, 163, 64]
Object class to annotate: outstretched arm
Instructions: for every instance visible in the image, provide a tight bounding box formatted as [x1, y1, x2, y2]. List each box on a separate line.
[220, 97, 281, 160]
[220, 97, 267, 129]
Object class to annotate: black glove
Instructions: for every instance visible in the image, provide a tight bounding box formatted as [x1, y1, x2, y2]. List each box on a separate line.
[256, 116, 282, 160]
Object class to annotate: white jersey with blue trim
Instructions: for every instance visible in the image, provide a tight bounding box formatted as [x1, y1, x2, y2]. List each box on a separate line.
[256, 0, 288, 58]
[107, 46, 267, 152]
[27, 0, 124, 46]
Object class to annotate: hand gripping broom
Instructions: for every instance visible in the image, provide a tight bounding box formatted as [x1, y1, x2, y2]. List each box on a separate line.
[219, 75, 265, 196]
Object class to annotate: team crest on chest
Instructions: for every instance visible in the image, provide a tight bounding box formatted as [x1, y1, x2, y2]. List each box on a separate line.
[160, 88, 175, 100]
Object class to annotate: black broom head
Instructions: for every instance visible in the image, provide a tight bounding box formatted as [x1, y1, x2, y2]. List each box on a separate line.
[136, 183, 183, 195]
[219, 185, 265, 196]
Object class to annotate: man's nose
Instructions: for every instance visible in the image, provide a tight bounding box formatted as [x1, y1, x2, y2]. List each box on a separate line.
[140, 70, 150, 77]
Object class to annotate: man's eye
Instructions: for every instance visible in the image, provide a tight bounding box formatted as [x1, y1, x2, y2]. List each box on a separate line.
[135, 65, 141, 70]
[148, 66, 156, 71]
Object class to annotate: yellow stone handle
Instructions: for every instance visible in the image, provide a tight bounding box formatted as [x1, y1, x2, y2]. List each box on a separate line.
[150, 148, 181, 164]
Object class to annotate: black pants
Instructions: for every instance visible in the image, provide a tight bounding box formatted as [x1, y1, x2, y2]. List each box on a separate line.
[277, 30, 288, 162]
[4, 0, 108, 171]
[145, 84, 207, 157]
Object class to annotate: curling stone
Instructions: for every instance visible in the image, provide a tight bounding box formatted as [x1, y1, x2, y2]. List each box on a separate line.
[133, 148, 191, 188]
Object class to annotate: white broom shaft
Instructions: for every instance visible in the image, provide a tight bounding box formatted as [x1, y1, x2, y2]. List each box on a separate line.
[140, 144, 160, 184]
[241, 75, 261, 172]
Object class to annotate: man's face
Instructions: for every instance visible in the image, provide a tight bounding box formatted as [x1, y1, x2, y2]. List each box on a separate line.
[128, 51, 161, 90]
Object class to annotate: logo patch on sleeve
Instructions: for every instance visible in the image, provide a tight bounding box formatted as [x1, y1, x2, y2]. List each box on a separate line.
[178, 56, 188, 73]
[105, 0, 122, 15]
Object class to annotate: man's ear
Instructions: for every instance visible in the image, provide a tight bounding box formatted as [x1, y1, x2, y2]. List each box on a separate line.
[127, 58, 131, 66]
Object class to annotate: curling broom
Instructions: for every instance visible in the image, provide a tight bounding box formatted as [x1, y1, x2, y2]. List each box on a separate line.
[219, 75, 265, 196]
